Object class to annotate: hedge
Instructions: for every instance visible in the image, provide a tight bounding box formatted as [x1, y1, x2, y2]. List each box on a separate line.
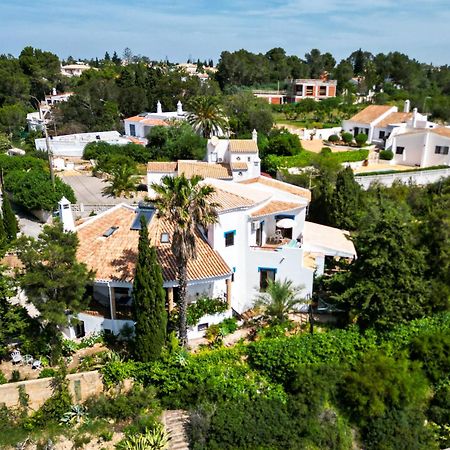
[356, 165, 450, 177]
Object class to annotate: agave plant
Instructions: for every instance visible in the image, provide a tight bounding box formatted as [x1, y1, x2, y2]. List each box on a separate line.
[116, 426, 170, 450]
[60, 404, 88, 426]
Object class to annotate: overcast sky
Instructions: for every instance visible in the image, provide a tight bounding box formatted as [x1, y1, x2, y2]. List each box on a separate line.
[1, 0, 449, 65]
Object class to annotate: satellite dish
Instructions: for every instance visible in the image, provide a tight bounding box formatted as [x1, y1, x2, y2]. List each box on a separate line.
[211, 136, 219, 146]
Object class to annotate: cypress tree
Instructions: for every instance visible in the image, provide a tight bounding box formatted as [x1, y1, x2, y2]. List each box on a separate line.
[133, 217, 167, 362]
[0, 214, 6, 252]
[2, 195, 18, 242]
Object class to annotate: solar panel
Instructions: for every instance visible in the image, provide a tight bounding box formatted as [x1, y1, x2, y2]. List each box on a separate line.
[130, 209, 155, 230]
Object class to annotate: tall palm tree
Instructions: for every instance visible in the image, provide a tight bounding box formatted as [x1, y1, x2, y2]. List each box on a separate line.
[151, 174, 219, 347]
[254, 279, 306, 324]
[186, 97, 228, 138]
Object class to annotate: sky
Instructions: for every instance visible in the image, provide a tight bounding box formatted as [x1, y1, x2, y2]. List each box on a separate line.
[1, 0, 449, 65]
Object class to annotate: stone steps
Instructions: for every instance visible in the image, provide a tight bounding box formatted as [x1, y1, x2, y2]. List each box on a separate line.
[163, 409, 190, 450]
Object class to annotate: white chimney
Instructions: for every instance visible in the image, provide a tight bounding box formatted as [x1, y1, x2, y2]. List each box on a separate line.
[404, 99, 410, 113]
[177, 100, 183, 115]
[156, 101, 162, 114]
[252, 129, 258, 142]
[412, 108, 418, 128]
[58, 197, 75, 232]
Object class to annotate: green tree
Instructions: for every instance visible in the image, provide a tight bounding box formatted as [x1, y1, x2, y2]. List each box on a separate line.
[187, 96, 228, 138]
[1, 194, 18, 242]
[151, 175, 219, 346]
[264, 128, 302, 157]
[133, 216, 167, 362]
[0, 133, 11, 153]
[254, 279, 305, 324]
[16, 222, 93, 361]
[329, 166, 362, 230]
[333, 201, 430, 330]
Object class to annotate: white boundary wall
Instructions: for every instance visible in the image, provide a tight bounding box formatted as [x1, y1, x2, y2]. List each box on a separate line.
[355, 167, 450, 189]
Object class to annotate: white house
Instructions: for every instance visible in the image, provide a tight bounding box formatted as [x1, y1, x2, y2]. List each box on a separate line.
[124, 101, 186, 138]
[342, 101, 435, 146]
[61, 63, 92, 77]
[391, 127, 450, 167]
[147, 132, 261, 186]
[35, 131, 133, 158]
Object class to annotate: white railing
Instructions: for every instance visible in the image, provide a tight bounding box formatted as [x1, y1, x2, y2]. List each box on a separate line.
[355, 167, 450, 189]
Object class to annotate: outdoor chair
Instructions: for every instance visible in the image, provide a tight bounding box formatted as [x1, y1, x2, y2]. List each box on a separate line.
[23, 354, 34, 365]
[11, 350, 22, 365]
[32, 359, 42, 370]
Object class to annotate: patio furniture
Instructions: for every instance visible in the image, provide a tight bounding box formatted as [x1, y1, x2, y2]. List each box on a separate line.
[11, 350, 22, 365]
[32, 359, 42, 370]
[23, 354, 34, 365]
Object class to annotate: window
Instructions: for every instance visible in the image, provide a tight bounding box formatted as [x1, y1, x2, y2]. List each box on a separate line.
[160, 233, 169, 243]
[224, 230, 235, 247]
[435, 146, 449, 155]
[396, 146, 405, 155]
[319, 86, 327, 96]
[259, 268, 276, 291]
[248, 157, 251, 162]
[379, 130, 386, 139]
[306, 86, 314, 96]
[129, 124, 136, 136]
[103, 226, 119, 237]
[198, 323, 209, 332]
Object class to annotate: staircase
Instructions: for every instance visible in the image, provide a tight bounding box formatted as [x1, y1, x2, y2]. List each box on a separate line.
[163, 410, 190, 450]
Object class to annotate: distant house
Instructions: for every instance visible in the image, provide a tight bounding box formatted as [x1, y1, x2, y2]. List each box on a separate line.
[123, 101, 185, 138]
[342, 101, 437, 146]
[392, 127, 450, 167]
[61, 63, 92, 77]
[253, 76, 337, 104]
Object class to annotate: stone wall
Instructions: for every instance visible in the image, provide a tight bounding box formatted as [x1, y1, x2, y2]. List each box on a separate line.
[0, 370, 104, 411]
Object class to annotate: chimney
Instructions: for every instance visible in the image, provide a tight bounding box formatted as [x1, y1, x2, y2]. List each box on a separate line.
[177, 100, 183, 115]
[156, 100, 162, 114]
[404, 99, 410, 113]
[412, 108, 418, 128]
[58, 197, 75, 232]
[252, 129, 258, 142]
[52, 87, 57, 96]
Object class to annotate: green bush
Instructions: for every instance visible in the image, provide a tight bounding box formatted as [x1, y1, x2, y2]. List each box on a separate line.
[320, 147, 332, 155]
[355, 133, 368, 147]
[379, 149, 394, 160]
[328, 134, 340, 143]
[38, 368, 56, 379]
[10, 370, 20, 382]
[341, 132, 353, 144]
[0, 371, 7, 384]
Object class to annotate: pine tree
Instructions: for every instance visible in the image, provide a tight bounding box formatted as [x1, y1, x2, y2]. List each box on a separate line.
[329, 167, 362, 230]
[104, 51, 111, 61]
[133, 217, 167, 361]
[2, 195, 18, 242]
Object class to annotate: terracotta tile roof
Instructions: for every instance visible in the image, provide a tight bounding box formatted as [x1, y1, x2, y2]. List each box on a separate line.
[209, 187, 256, 212]
[125, 116, 168, 126]
[228, 139, 259, 153]
[76, 205, 231, 283]
[230, 162, 248, 170]
[376, 112, 412, 128]
[147, 162, 178, 173]
[250, 200, 302, 218]
[178, 161, 232, 179]
[348, 105, 395, 125]
[239, 176, 311, 201]
[430, 127, 450, 138]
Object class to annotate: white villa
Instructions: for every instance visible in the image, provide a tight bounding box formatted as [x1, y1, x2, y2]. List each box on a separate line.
[61, 63, 92, 77]
[342, 101, 436, 147]
[63, 136, 356, 340]
[124, 101, 186, 138]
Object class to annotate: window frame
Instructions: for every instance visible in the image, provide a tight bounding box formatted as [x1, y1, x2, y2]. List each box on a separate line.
[396, 146, 405, 155]
[224, 230, 236, 247]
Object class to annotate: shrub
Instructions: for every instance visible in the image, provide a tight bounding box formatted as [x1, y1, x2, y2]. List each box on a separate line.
[341, 132, 353, 144]
[38, 368, 56, 379]
[328, 134, 340, 143]
[0, 371, 7, 384]
[186, 297, 228, 327]
[355, 133, 368, 147]
[320, 147, 332, 155]
[10, 370, 21, 382]
[116, 425, 169, 450]
[380, 149, 394, 160]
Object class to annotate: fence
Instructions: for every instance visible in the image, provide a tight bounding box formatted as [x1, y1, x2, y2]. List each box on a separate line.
[355, 167, 450, 189]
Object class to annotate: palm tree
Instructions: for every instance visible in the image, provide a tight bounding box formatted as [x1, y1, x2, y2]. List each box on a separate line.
[254, 279, 306, 324]
[186, 97, 228, 138]
[103, 163, 138, 198]
[151, 174, 219, 347]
